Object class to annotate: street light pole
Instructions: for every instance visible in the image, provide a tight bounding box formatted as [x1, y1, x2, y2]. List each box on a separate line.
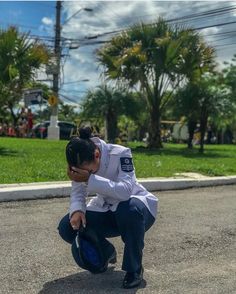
[48, 0, 61, 140]
[47, 4, 93, 140]
[63, 8, 93, 25]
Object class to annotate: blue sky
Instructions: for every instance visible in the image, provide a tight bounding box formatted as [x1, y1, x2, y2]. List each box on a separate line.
[0, 1, 236, 106]
[0, 1, 55, 33]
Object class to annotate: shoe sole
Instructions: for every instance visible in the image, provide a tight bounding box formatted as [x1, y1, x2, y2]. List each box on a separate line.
[122, 266, 144, 289]
[123, 278, 143, 289]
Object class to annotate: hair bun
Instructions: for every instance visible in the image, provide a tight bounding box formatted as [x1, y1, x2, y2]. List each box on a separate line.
[79, 127, 92, 140]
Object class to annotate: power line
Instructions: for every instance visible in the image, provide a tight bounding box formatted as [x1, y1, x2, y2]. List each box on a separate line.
[208, 35, 236, 44]
[193, 20, 236, 31]
[74, 19, 236, 48]
[62, 79, 89, 85]
[33, 21, 236, 51]
[59, 93, 81, 104]
[3, 3, 236, 48]
[73, 4, 236, 41]
[58, 4, 235, 43]
[207, 29, 236, 37]
[214, 41, 236, 48]
[96, 3, 236, 27]
[167, 5, 236, 23]
[4, 3, 234, 60]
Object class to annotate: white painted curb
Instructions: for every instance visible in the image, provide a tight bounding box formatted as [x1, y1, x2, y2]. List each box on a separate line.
[0, 182, 71, 202]
[141, 176, 236, 191]
[0, 176, 236, 202]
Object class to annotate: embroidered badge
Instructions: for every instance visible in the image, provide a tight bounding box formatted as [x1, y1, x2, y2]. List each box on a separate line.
[120, 157, 134, 172]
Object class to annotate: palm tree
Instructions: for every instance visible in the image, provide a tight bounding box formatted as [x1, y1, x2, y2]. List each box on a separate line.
[97, 18, 214, 148]
[174, 84, 200, 149]
[0, 27, 49, 125]
[81, 85, 140, 142]
[175, 73, 231, 152]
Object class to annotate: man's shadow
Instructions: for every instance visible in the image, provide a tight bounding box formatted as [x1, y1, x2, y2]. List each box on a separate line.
[39, 267, 146, 294]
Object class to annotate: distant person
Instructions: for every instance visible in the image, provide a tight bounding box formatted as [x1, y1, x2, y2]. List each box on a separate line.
[17, 107, 27, 137]
[27, 108, 34, 137]
[18, 122, 27, 138]
[19, 107, 27, 123]
[58, 127, 158, 289]
[7, 123, 16, 137]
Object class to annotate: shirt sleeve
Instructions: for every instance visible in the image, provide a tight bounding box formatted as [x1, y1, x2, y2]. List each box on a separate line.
[87, 148, 135, 201]
[69, 181, 87, 217]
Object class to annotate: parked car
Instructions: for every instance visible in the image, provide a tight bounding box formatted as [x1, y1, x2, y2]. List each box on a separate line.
[33, 121, 77, 140]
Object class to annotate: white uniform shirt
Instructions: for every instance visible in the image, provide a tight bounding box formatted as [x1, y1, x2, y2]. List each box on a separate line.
[69, 137, 158, 219]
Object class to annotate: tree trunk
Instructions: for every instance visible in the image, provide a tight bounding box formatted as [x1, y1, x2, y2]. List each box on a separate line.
[106, 111, 118, 143]
[221, 129, 224, 144]
[9, 104, 18, 127]
[138, 125, 147, 141]
[104, 117, 108, 141]
[187, 120, 197, 149]
[199, 112, 208, 153]
[148, 106, 162, 149]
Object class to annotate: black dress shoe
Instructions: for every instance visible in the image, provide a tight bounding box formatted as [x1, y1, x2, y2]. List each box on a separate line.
[122, 266, 144, 289]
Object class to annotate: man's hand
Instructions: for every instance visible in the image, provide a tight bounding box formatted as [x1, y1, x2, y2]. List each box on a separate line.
[70, 211, 86, 230]
[67, 166, 90, 182]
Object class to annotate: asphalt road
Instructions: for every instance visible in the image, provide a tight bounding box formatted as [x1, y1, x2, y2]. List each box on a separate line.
[0, 185, 235, 294]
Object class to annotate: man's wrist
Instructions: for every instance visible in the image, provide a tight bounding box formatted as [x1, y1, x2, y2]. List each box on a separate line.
[71, 210, 84, 217]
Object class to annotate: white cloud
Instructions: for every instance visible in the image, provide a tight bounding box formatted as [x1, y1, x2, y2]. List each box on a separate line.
[41, 17, 53, 26]
[201, 26, 220, 43]
[202, 27, 220, 36]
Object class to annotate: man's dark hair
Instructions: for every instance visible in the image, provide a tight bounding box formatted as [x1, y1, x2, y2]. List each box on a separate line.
[66, 127, 97, 166]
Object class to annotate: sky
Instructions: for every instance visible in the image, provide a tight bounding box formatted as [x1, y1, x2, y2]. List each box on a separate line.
[0, 0, 236, 106]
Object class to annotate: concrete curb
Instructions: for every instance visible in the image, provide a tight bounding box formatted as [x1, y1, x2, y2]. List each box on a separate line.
[1, 176, 236, 202]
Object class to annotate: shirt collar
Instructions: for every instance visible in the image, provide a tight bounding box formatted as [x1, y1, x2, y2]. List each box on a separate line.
[91, 137, 109, 175]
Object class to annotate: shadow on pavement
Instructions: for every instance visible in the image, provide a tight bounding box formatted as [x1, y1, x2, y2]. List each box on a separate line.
[39, 267, 147, 294]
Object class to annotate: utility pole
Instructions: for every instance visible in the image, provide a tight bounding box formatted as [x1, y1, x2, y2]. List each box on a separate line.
[48, 0, 61, 140]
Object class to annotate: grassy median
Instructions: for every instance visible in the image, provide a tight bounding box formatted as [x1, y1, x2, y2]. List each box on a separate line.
[0, 137, 236, 184]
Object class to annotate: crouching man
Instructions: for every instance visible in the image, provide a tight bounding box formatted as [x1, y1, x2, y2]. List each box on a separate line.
[58, 128, 158, 289]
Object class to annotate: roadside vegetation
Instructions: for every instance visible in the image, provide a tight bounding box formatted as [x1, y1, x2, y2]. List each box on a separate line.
[0, 17, 236, 184]
[1, 21, 236, 153]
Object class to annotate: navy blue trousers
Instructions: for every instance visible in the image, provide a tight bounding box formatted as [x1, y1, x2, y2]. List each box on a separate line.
[58, 198, 155, 273]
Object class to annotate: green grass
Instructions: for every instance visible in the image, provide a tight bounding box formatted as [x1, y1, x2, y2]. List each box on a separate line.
[0, 137, 236, 184]
[129, 142, 236, 178]
[0, 137, 68, 184]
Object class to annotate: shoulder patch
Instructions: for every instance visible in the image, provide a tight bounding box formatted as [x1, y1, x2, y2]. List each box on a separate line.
[120, 157, 134, 172]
